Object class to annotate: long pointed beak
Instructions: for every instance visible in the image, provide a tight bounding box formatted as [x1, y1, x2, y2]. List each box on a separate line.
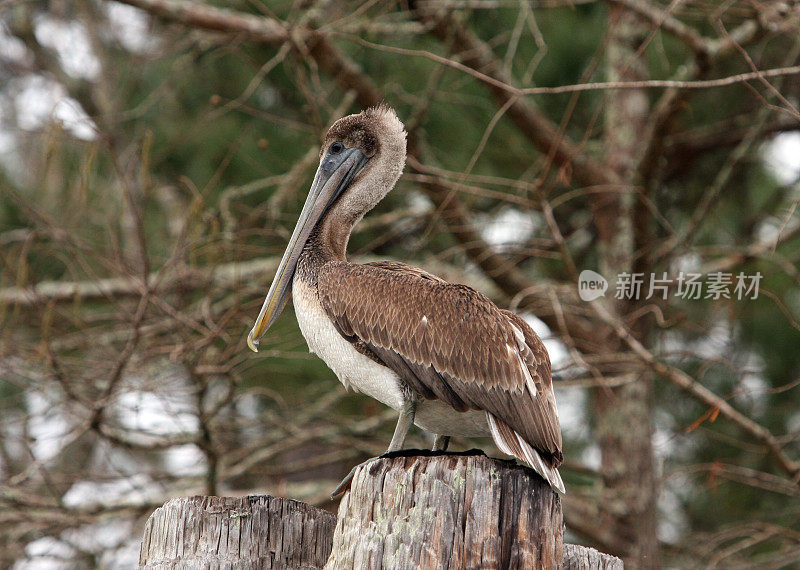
[247, 147, 368, 352]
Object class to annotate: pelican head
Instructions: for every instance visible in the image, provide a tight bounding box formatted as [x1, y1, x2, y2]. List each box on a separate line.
[248, 105, 407, 351]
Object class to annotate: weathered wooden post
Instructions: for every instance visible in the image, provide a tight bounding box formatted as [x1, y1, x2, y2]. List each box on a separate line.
[562, 544, 624, 570]
[325, 453, 562, 568]
[138, 495, 336, 569]
[139, 454, 623, 569]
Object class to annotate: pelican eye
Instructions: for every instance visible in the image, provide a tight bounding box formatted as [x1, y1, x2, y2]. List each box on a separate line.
[329, 141, 345, 155]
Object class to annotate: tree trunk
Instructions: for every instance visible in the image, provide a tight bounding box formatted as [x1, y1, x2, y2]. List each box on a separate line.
[594, 4, 660, 568]
[325, 452, 563, 569]
[138, 495, 336, 569]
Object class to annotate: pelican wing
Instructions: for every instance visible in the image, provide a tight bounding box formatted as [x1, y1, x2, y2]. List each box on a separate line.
[316, 261, 563, 465]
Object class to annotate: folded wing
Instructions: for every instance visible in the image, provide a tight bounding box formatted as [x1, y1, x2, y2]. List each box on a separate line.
[317, 260, 564, 493]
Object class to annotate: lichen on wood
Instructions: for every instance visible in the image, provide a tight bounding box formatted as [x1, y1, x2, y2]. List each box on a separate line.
[324, 452, 563, 570]
[138, 457, 623, 569]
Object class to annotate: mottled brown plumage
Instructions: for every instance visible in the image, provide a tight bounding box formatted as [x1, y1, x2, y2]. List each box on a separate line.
[249, 105, 565, 493]
[318, 260, 563, 464]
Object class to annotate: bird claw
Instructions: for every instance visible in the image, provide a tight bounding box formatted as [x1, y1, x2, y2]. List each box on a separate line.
[330, 466, 357, 498]
[330, 457, 380, 498]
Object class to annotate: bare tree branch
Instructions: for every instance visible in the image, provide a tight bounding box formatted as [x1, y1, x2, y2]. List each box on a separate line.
[119, 0, 289, 43]
[591, 301, 800, 481]
[411, 5, 621, 189]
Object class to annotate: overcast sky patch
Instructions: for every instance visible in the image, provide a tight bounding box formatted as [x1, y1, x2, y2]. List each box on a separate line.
[764, 132, 800, 185]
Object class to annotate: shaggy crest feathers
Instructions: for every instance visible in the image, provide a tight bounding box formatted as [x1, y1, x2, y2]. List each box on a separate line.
[324, 103, 407, 160]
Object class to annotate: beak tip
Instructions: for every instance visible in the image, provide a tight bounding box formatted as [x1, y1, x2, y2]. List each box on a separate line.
[247, 332, 260, 353]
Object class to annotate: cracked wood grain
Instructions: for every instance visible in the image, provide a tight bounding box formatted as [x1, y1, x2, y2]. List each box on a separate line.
[138, 495, 336, 569]
[325, 453, 563, 570]
[139, 458, 621, 568]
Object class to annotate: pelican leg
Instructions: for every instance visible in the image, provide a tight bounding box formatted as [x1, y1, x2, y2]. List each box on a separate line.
[432, 435, 450, 452]
[331, 399, 417, 498]
[387, 399, 416, 451]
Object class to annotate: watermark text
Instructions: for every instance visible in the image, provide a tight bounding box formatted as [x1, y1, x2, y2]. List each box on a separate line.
[577, 271, 761, 301]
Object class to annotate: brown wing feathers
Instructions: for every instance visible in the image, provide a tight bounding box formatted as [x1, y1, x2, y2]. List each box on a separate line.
[317, 260, 563, 487]
[320, 262, 526, 391]
[366, 343, 470, 412]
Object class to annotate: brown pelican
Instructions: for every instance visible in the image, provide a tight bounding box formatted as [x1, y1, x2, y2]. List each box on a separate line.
[248, 105, 564, 494]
